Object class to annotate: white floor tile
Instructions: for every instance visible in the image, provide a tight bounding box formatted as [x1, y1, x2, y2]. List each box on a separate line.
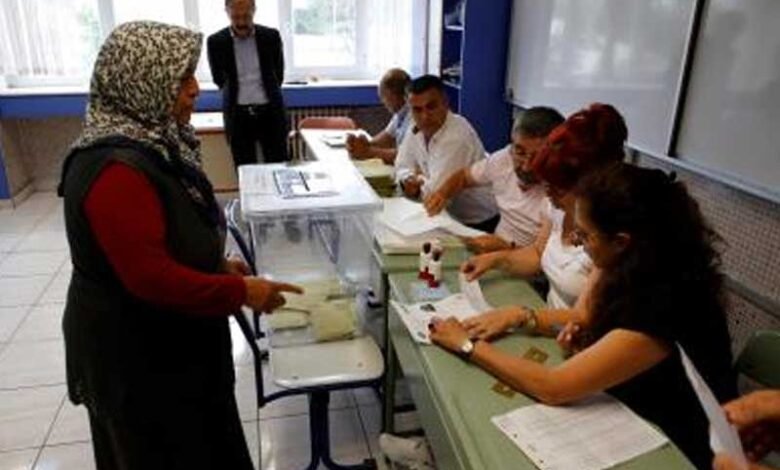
[0, 216, 40, 236]
[0, 385, 65, 452]
[32, 211, 65, 234]
[46, 402, 90, 447]
[14, 232, 69, 253]
[256, 408, 371, 470]
[0, 448, 38, 469]
[0, 234, 22, 253]
[353, 386, 380, 407]
[39, 271, 70, 305]
[0, 276, 52, 307]
[10, 193, 59, 215]
[0, 252, 68, 278]
[230, 317, 257, 367]
[0, 340, 66, 389]
[242, 420, 260, 469]
[34, 442, 95, 470]
[358, 404, 382, 458]
[11, 304, 64, 342]
[0, 307, 30, 342]
[235, 365, 261, 422]
[48, 276, 69, 295]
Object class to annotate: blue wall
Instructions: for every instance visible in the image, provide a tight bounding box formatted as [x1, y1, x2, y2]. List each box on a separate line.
[0, 85, 381, 199]
[0, 144, 9, 200]
[0, 85, 381, 119]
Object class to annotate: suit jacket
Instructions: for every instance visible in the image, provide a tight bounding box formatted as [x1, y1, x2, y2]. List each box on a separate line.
[207, 25, 286, 139]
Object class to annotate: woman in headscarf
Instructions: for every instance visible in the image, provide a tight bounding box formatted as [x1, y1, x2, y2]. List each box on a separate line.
[59, 21, 301, 469]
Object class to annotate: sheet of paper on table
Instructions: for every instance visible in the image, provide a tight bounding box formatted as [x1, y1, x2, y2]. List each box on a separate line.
[391, 272, 491, 344]
[492, 394, 669, 470]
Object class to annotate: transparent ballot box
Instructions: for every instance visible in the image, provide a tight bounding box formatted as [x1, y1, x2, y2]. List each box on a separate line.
[239, 161, 383, 346]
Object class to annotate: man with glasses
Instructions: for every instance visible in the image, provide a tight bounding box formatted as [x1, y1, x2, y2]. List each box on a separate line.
[424, 107, 564, 253]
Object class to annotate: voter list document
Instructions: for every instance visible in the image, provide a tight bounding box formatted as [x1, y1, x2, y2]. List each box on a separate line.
[492, 394, 668, 470]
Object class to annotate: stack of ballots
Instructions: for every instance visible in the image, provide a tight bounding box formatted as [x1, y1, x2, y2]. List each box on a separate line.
[352, 158, 396, 197]
[266, 279, 358, 346]
[375, 197, 485, 254]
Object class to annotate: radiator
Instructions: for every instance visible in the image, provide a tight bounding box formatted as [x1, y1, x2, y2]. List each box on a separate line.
[287, 106, 353, 160]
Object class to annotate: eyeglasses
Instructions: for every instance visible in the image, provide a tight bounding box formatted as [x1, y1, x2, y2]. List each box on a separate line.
[511, 144, 535, 163]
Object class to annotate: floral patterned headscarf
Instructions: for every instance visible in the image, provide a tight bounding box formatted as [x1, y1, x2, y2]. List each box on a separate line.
[73, 21, 203, 169]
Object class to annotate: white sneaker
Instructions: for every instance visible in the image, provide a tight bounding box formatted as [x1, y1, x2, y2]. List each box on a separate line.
[379, 433, 435, 469]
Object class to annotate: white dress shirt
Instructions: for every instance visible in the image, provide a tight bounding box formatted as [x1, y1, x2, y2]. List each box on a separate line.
[232, 30, 269, 105]
[469, 145, 547, 246]
[395, 112, 498, 225]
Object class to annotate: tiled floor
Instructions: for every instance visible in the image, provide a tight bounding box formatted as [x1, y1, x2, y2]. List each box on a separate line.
[0, 192, 390, 470]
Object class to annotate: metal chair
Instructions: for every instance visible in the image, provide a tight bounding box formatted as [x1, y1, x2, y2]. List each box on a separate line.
[298, 116, 358, 130]
[225, 198, 264, 341]
[225, 199, 383, 470]
[735, 329, 780, 388]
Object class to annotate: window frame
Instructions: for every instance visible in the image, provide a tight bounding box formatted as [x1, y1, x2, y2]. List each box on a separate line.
[2, 0, 423, 88]
[278, 0, 372, 81]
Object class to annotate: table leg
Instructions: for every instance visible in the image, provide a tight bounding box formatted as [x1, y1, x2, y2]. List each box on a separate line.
[380, 270, 396, 433]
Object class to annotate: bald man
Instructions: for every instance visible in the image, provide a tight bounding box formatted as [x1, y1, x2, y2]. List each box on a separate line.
[346, 68, 412, 165]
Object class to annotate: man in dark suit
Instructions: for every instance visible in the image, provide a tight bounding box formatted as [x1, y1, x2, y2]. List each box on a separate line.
[207, 0, 289, 166]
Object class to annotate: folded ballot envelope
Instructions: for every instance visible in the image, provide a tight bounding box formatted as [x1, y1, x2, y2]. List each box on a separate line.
[268, 279, 358, 343]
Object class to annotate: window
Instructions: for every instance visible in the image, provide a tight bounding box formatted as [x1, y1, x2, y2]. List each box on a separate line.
[281, 0, 424, 81]
[289, 0, 357, 68]
[113, 0, 186, 27]
[0, 0, 103, 87]
[0, 0, 426, 89]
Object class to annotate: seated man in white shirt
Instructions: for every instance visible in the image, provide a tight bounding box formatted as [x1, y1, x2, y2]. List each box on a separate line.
[395, 75, 499, 232]
[424, 107, 564, 253]
[346, 68, 411, 165]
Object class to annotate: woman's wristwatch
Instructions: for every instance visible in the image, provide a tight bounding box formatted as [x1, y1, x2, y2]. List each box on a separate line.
[458, 338, 478, 360]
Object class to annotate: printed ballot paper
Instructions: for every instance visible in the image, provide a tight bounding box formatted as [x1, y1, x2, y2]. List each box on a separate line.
[492, 394, 668, 470]
[678, 344, 748, 469]
[390, 272, 491, 344]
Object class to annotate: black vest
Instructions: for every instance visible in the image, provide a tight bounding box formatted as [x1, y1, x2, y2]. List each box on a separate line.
[59, 139, 234, 417]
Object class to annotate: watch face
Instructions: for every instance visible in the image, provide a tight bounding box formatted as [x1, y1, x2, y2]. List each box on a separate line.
[460, 339, 474, 355]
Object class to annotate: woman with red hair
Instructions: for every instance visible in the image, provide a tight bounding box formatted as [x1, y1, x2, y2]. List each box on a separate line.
[431, 162, 736, 468]
[461, 103, 627, 322]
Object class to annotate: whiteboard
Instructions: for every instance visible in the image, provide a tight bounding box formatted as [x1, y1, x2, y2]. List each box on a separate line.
[676, 0, 780, 197]
[505, 0, 695, 153]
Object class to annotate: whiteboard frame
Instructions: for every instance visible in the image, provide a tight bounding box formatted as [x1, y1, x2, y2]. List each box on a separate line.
[506, 0, 780, 205]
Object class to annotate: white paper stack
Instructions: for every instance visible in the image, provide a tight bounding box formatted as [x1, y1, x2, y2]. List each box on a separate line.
[492, 394, 669, 470]
[375, 198, 485, 253]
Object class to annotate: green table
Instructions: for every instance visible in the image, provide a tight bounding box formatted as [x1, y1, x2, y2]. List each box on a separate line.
[372, 241, 469, 430]
[386, 271, 694, 470]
